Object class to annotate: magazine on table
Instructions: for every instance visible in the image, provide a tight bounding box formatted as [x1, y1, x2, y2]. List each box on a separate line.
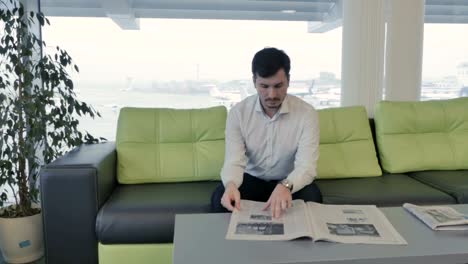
[226, 200, 407, 245]
[403, 203, 468, 231]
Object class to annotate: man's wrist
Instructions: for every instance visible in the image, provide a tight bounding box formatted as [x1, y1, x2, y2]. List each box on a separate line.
[225, 181, 238, 189]
[279, 179, 293, 192]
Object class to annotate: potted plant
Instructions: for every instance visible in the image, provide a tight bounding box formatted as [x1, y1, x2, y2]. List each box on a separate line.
[0, 0, 102, 262]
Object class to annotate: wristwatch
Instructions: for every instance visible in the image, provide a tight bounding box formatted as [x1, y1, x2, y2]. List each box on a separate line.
[280, 179, 293, 192]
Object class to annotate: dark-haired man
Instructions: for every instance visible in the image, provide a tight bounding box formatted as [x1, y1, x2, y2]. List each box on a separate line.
[211, 47, 321, 218]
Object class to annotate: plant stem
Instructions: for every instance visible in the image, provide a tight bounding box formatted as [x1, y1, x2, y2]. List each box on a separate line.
[15, 11, 32, 216]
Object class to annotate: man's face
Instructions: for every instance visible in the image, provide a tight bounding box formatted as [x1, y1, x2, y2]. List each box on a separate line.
[254, 68, 289, 113]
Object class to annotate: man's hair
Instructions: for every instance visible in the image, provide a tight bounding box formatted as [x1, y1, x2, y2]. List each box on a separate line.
[252, 47, 291, 81]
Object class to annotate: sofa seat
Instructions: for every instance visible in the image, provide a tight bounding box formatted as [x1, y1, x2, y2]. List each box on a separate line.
[96, 181, 220, 244]
[315, 174, 456, 206]
[408, 170, 468, 203]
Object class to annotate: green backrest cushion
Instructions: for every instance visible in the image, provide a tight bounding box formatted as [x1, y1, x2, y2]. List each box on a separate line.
[316, 106, 382, 179]
[116, 106, 227, 184]
[375, 98, 468, 173]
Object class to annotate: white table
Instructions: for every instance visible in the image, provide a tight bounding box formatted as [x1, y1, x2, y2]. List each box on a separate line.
[173, 204, 468, 264]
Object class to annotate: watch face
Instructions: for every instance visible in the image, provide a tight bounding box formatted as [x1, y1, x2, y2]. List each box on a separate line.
[281, 180, 293, 190]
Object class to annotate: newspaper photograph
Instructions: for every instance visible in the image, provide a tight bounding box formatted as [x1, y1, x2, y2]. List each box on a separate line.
[226, 200, 407, 245]
[307, 203, 407, 245]
[226, 200, 312, 240]
[403, 203, 468, 231]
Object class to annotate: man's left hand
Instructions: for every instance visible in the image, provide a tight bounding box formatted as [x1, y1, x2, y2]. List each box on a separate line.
[262, 184, 292, 218]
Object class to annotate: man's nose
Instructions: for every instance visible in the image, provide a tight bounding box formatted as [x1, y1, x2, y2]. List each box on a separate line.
[267, 88, 278, 98]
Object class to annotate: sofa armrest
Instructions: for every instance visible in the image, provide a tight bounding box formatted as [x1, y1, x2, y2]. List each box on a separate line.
[40, 142, 116, 264]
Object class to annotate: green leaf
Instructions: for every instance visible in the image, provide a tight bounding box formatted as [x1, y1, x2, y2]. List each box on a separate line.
[65, 79, 73, 89]
[36, 13, 44, 25]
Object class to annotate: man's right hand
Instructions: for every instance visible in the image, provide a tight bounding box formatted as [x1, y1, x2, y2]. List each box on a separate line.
[221, 182, 241, 211]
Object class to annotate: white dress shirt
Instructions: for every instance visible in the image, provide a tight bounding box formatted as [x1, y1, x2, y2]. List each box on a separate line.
[221, 94, 320, 193]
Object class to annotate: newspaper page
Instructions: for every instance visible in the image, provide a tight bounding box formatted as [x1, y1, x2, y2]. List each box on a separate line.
[226, 200, 313, 240]
[403, 203, 468, 231]
[307, 203, 407, 245]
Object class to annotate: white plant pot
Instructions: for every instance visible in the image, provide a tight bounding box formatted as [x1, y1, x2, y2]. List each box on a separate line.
[0, 212, 44, 263]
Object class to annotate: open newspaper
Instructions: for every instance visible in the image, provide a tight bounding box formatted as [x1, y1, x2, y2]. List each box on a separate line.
[403, 203, 468, 231]
[226, 200, 407, 245]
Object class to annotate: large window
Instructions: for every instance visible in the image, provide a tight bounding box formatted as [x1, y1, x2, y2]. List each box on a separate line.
[43, 18, 342, 140]
[422, 24, 468, 100]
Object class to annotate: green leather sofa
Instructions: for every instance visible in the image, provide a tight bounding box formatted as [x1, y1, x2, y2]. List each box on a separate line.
[315, 99, 468, 206]
[40, 97, 468, 264]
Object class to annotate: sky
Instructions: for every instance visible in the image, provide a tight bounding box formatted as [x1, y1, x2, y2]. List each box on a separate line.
[42, 18, 342, 82]
[41, 17, 468, 83]
[422, 24, 468, 79]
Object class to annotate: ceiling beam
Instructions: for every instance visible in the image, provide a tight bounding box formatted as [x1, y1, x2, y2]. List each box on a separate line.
[98, 0, 140, 30]
[425, 14, 468, 23]
[132, 0, 333, 13]
[135, 9, 324, 21]
[425, 0, 468, 6]
[40, 7, 106, 17]
[41, 0, 333, 20]
[307, 19, 341, 33]
[307, 0, 342, 33]
[426, 5, 468, 16]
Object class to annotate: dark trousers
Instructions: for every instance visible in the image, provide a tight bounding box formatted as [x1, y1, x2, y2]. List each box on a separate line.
[211, 173, 322, 213]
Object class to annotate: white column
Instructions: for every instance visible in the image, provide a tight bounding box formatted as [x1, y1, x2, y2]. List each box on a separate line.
[341, 0, 385, 117]
[385, 0, 425, 101]
[21, 0, 44, 188]
[20, 0, 42, 67]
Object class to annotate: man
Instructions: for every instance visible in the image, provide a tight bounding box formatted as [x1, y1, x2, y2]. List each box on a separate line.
[211, 47, 321, 218]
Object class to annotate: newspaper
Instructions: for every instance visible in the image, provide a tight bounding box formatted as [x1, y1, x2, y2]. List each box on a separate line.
[403, 203, 468, 231]
[226, 200, 407, 245]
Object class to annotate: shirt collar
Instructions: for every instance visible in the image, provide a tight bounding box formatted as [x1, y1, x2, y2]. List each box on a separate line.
[254, 95, 263, 112]
[254, 94, 290, 116]
[279, 95, 290, 114]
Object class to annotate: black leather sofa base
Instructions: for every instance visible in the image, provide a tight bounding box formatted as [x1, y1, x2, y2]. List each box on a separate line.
[41, 143, 116, 264]
[316, 173, 457, 206]
[409, 170, 468, 203]
[96, 181, 219, 244]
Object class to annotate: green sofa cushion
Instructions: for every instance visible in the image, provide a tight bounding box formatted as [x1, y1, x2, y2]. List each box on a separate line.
[316, 106, 382, 179]
[375, 98, 468, 173]
[315, 174, 456, 206]
[409, 170, 468, 203]
[116, 106, 227, 184]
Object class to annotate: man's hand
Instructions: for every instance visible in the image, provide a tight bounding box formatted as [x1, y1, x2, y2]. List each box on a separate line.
[263, 184, 292, 218]
[221, 182, 241, 211]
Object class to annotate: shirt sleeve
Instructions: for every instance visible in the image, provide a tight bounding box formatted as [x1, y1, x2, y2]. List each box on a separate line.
[286, 109, 320, 193]
[220, 108, 247, 188]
